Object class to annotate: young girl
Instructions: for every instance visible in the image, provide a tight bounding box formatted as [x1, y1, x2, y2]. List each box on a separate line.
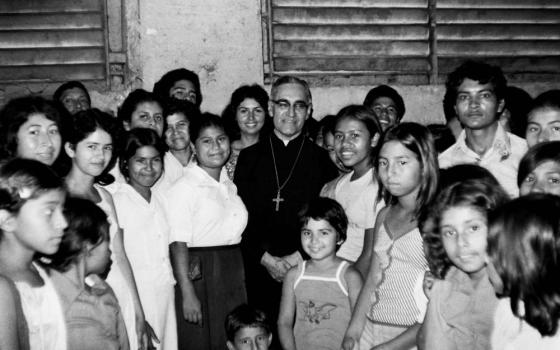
[48, 197, 129, 350]
[118, 89, 165, 138]
[0, 158, 68, 350]
[417, 178, 509, 350]
[321, 105, 383, 275]
[517, 141, 560, 196]
[487, 194, 560, 349]
[113, 128, 177, 350]
[343, 122, 439, 350]
[278, 197, 363, 350]
[525, 90, 560, 147]
[167, 113, 248, 350]
[0, 96, 63, 168]
[63, 109, 148, 350]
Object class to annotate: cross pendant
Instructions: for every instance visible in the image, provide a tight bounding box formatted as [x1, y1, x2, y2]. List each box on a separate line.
[272, 191, 284, 211]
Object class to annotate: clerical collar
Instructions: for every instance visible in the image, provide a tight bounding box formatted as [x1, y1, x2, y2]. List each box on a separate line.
[273, 129, 302, 146]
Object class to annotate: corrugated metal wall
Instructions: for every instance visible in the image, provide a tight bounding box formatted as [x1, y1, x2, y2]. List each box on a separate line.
[0, 0, 107, 84]
[265, 0, 560, 85]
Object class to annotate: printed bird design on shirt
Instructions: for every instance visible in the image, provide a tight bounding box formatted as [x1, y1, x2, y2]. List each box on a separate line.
[299, 300, 337, 324]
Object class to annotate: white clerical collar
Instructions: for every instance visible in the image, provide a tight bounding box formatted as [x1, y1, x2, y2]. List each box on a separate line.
[273, 129, 302, 146]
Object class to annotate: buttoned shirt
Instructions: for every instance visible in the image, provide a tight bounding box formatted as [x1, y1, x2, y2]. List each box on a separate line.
[439, 123, 528, 197]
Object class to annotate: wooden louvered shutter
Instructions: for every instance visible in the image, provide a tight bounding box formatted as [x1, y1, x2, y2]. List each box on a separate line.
[436, 0, 560, 83]
[0, 0, 119, 90]
[264, 0, 433, 85]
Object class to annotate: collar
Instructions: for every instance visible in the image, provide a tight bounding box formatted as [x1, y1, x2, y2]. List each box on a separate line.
[273, 129, 303, 146]
[271, 130, 306, 148]
[455, 122, 512, 161]
[49, 269, 85, 311]
[186, 162, 231, 186]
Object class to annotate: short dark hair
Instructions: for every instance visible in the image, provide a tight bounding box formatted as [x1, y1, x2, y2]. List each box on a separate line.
[53, 81, 91, 106]
[319, 114, 337, 140]
[421, 177, 509, 279]
[48, 197, 109, 272]
[363, 85, 406, 122]
[445, 60, 507, 104]
[517, 141, 560, 187]
[153, 68, 202, 107]
[334, 105, 382, 162]
[225, 304, 271, 342]
[189, 113, 226, 143]
[119, 128, 167, 179]
[163, 99, 200, 124]
[118, 89, 163, 125]
[0, 96, 62, 161]
[529, 89, 560, 117]
[439, 163, 501, 191]
[488, 194, 560, 336]
[271, 76, 311, 102]
[222, 84, 272, 141]
[298, 197, 348, 247]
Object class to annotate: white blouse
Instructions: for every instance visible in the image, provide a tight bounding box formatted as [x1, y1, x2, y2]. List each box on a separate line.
[166, 163, 248, 247]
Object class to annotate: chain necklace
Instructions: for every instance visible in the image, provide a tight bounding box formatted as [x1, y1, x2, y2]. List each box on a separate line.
[269, 136, 305, 211]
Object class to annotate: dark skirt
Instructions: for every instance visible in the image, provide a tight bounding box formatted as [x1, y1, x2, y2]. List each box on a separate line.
[175, 244, 247, 350]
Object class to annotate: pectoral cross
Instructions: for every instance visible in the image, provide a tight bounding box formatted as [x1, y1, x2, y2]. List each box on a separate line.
[272, 191, 284, 211]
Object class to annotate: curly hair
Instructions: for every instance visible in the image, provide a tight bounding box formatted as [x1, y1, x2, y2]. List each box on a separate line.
[420, 178, 508, 279]
[488, 194, 560, 336]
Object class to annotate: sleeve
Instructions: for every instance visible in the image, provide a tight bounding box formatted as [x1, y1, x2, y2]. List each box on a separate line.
[420, 281, 457, 350]
[165, 179, 194, 245]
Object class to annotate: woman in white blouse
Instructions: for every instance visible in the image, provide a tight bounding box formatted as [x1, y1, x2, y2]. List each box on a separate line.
[167, 113, 248, 350]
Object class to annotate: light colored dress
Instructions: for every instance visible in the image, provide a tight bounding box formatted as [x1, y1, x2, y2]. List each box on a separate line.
[293, 261, 352, 350]
[113, 184, 177, 350]
[95, 184, 138, 350]
[15, 263, 67, 350]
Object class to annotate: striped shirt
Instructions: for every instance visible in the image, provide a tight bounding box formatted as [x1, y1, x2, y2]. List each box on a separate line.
[368, 223, 428, 326]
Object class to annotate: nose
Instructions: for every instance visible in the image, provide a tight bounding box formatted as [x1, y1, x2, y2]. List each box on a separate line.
[55, 208, 68, 230]
[538, 129, 549, 143]
[469, 96, 480, 108]
[247, 110, 256, 121]
[39, 131, 54, 148]
[458, 232, 470, 248]
[531, 181, 545, 194]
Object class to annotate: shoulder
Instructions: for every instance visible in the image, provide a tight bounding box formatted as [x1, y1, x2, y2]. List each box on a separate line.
[344, 264, 363, 285]
[438, 142, 460, 166]
[284, 265, 300, 285]
[506, 132, 529, 155]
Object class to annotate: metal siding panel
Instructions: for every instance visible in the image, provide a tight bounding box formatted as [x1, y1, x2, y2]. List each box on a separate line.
[274, 24, 428, 41]
[438, 41, 560, 56]
[0, 0, 102, 13]
[274, 40, 429, 57]
[0, 64, 106, 82]
[0, 48, 105, 66]
[437, 0, 560, 9]
[0, 13, 103, 30]
[274, 0, 428, 7]
[437, 9, 560, 24]
[0, 30, 104, 49]
[437, 24, 560, 40]
[275, 57, 429, 72]
[438, 57, 560, 74]
[274, 8, 428, 24]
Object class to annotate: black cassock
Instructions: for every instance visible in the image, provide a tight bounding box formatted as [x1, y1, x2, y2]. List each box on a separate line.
[234, 132, 338, 322]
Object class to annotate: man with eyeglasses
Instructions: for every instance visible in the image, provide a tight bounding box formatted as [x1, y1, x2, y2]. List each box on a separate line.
[234, 76, 338, 333]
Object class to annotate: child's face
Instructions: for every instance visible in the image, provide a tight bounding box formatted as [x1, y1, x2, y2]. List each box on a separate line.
[301, 218, 340, 261]
[86, 235, 112, 275]
[128, 146, 163, 191]
[67, 128, 113, 177]
[12, 189, 67, 255]
[525, 107, 560, 147]
[440, 205, 488, 281]
[194, 126, 230, 171]
[227, 326, 271, 350]
[334, 117, 377, 174]
[17, 113, 61, 166]
[519, 160, 560, 196]
[378, 140, 422, 199]
[324, 132, 348, 173]
[165, 113, 190, 151]
[370, 96, 398, 131]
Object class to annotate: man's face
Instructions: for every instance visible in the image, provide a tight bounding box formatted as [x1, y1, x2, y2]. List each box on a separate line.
[454, 78, 504, 131]
[269, 83, 311, 139]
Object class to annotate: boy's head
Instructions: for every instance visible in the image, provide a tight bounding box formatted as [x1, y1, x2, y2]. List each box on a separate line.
[445, 61, 507, 131]
[298, 197, 348, 250]
[225, 304, 272, 350]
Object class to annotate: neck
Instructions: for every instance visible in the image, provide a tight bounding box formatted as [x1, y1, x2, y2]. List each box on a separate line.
[199, 165, 221, 181]
[170, 147, 192, 167]
[464, 122, 498, 156]
[467, 266, 488, 288]
[273, 129, 301, 144]
[66, 167, 96, 199]
[131, 183, 152, 202]
[351, 161, 373, 181]
[238, 133, 260, 149]
[395, 188, 419, 218]
[61, 258, 86, 289]
[308, 255, 340, 271]
[0, 239, 35, 275]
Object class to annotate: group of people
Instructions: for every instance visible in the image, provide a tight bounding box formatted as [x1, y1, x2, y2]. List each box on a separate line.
[0, 59, 559, 350]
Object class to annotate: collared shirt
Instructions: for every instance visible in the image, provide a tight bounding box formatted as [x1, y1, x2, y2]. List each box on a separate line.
[439, 123, 528, 197]
[166, 163, 248, 247]
[153, 151, 196, 194]
[112, 184, 175, 287]
[421, 267, 498, 350]
[50, 271, 129, 350]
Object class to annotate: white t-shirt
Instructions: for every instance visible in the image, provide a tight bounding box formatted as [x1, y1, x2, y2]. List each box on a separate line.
[322, 168, 383, 262]
[166, 163, 248, 247]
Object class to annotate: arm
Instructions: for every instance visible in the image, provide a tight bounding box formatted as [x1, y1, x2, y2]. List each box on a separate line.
[277, 267, 298, 350]
[0, 276, 22, 350]
[344, 266, 363, 312]
[169, 242, 201, 324]
[372, 323, 421, 350]
[354, 227, 375, 278]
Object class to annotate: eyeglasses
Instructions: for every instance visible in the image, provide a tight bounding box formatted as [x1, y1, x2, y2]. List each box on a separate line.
[272, 100, 309, 114]
[372, 105, 398, 116]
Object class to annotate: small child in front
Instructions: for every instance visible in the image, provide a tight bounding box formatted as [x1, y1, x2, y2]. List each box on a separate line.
[225, 304, 272, 350]
[417, 178, 509, 349]
[278, 197, 363, 350]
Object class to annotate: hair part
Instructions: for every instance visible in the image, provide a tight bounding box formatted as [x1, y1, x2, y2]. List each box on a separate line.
[377, 122, 439, 219]
[225, 304, 271, 342]
[517, 141, 560, 187]
[487, 194, 560, 336]
[47, 197, 109, 272]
